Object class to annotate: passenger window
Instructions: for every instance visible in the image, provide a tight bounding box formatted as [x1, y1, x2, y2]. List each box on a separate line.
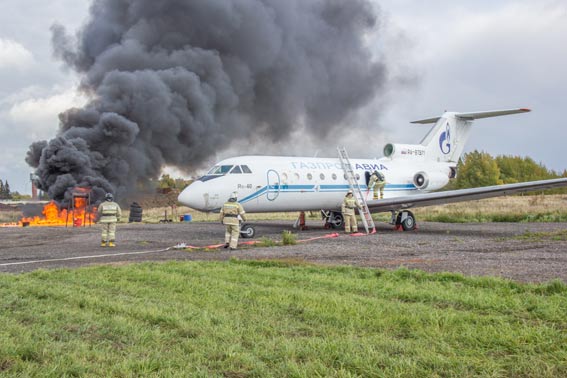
[355, 173, 360, 180]
[307, 173, 313, 180]
[230, 166, 242, 174]
[241, 165, 252, 174]
[332, 173, 337, 180]
[320, 173, 325, 180]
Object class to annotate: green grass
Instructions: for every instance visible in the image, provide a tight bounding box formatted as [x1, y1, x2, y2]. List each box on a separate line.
[237, 231, 297, 249]
[282, 230, 297, 245]
[1, 262, 567, 377]
[419, 212, 567, 223]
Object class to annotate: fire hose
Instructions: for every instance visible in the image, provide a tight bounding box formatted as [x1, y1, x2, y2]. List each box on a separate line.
[174, 232, 341, 250]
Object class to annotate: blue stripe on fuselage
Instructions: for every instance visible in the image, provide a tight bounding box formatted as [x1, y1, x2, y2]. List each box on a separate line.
[239, 184, 417, 204]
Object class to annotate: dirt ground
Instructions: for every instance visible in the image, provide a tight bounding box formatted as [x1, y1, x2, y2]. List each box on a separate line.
[1, 221, 567, 283]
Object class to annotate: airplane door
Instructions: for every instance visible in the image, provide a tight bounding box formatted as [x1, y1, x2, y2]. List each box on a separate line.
[266, 169, 280, 201]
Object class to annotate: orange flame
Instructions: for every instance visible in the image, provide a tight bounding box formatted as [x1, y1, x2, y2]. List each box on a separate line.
[17, 200, 97, 227]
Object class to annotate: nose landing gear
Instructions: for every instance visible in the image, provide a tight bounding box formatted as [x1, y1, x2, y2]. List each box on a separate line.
[240, 223, 256, 238]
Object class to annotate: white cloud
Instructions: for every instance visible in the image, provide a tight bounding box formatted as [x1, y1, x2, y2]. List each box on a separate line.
[0, 38, 34, 70]
[0, 0, 90, 194]
[8, 87, 87, 140]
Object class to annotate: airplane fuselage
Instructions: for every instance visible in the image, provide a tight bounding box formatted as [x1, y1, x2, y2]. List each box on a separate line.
[178, 109, 541, 221]
[179, 155, 454, 213]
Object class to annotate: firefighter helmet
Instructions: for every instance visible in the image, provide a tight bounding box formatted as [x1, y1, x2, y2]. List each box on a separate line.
[229, 191, 238, 201]
[105, 193, 114, 202]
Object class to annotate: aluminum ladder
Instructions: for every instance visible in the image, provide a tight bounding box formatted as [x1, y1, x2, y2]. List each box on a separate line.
[337, 146, 376, 234]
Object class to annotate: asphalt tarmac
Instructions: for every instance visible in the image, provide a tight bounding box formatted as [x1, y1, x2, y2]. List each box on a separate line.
[1, 221, 566, 283]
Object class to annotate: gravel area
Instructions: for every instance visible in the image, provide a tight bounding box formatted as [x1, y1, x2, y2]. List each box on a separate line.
[1, 221, 566, 283]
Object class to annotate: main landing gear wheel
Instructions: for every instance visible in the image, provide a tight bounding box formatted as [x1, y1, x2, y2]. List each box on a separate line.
[240, 223, 256, 238]
[396, 210, 416, 231]
[329, 212, 344, 229]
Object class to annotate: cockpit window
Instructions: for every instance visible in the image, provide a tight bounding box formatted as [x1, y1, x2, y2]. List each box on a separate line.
[207, 165, 233, 175]
[199, 164, 251, 182]
[206, 166, 218, 175]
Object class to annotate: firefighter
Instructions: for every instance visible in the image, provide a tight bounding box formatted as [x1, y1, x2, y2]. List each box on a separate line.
[368, 170, 386, 200]
[220, 192, 247, 250]
[97, 192, 122, 247]
[342, 190, 361, 233]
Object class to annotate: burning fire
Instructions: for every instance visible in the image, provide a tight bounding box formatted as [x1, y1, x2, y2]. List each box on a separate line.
[0, 187, 98, 227]
[17, 200, 97, 227]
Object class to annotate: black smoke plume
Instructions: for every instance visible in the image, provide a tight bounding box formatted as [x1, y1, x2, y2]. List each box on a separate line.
[26, 0, 387, 204]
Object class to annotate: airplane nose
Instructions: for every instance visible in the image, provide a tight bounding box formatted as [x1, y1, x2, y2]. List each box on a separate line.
[178, 181, 205, 210]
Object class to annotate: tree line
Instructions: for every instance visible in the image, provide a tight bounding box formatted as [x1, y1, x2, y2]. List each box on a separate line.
[446, 151, 567, 193]
[0, 180, 11, 199]
[157, 174, 192, 191]
[0, 179, 35, 200]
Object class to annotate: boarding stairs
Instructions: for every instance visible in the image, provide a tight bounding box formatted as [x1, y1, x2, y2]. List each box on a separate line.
[337, 146, 376, 234]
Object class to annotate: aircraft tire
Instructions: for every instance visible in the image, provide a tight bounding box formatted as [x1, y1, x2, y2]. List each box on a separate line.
[396, 211, 416, 231]
[240, 223, 255, 239]
[330, 212, 344, 229]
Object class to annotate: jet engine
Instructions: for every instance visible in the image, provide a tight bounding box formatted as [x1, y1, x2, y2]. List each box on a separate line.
[383, 143, 426, 159]
[413, 171, 450, 191]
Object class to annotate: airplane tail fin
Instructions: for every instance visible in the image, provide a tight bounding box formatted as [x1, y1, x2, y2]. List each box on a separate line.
[412, 108, 531, 162]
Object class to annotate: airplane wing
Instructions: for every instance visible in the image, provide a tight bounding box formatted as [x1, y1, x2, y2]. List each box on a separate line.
[366, 178, 567, 213]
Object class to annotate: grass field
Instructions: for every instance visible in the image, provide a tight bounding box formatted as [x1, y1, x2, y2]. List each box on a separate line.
[412, 194, 567, 223]
[1, 261, 566, 377]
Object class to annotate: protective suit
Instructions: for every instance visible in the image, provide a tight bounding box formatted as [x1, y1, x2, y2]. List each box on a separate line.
[97, 193, 122, 247]
[341, 191, 361, 233]
[368, 171, 386, 200]
[220, 192, 247, 250]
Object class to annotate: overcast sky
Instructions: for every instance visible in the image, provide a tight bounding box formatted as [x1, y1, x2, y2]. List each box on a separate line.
[1, 0, 566, 194]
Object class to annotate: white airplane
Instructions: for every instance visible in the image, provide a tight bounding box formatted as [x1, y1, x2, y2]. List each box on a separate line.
[178, 108, 567, 234]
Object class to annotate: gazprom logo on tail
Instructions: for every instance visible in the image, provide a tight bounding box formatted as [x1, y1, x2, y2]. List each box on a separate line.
[439, 123, 451, 154]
